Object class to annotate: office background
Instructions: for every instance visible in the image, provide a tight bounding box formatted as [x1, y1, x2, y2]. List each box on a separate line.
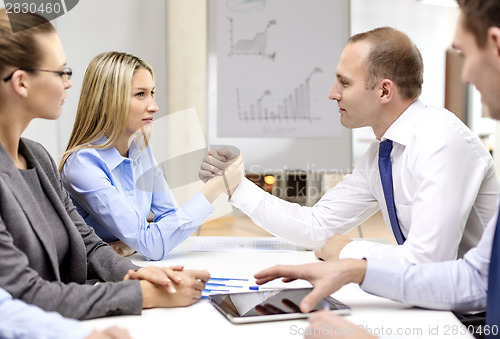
[3, 0, 497, 204]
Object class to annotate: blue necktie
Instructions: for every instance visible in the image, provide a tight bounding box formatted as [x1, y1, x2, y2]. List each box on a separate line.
[486, 210, 500, 337]
[378, 139, 406, 245]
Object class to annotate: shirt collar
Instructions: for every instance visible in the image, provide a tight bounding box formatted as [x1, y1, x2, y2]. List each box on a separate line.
[93, 136, 124, 171]
[381, 100, 425, 147]
[93, 136, 145, 171]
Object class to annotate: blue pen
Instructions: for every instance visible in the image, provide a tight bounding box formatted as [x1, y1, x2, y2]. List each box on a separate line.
[206, 282, 243, 288]
[209, 277, 249, 281]
[249, 286, 280, 290]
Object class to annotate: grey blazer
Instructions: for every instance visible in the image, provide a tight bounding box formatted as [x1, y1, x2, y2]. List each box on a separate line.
[0, 138, 142, 320]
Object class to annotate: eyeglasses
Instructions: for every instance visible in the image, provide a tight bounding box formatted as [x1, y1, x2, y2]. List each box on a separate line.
[2, 66, 72, 82]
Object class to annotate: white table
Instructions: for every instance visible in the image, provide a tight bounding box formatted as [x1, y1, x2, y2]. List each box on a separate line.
[83, 237, 473, 338]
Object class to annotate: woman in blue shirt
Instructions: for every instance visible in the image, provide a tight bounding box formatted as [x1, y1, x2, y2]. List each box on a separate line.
[60, 52, 243, 260]
[0, 287, 130, 339]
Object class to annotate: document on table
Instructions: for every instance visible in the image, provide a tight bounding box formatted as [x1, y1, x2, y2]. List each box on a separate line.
[191, 237, 297, 252]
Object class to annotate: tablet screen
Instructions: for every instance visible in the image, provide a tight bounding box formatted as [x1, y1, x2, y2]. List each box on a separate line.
[208, 287, 350, 324]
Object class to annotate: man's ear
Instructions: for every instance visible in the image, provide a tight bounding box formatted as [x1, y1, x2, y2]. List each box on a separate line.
[487, 27, 500, 58]
[8, 71, 29, 98]
[379, 79, 394, 104]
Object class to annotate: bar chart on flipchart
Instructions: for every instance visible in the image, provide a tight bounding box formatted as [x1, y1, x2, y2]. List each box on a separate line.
[236, 67, 323, 123]
[208, 0, 352, 170]
[211, 0, 349, 139]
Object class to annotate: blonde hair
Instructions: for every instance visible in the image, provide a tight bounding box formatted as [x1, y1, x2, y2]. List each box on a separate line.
[59, 51, 153, 173]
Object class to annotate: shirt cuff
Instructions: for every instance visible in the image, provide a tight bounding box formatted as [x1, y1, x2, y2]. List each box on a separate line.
[230, 177, 267, 215]
[339, 240, 379, 260]
[182, 191, 215, 224]
[360, 258, 404, 301]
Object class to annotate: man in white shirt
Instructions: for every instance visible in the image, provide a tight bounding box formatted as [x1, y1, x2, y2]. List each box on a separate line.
[253, 0, 500, 337]
[200, 27, 500, 265]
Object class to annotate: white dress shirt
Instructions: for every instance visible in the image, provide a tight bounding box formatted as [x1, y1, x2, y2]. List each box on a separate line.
[230, 101, 500, 264]
[361, 207, 494, 313]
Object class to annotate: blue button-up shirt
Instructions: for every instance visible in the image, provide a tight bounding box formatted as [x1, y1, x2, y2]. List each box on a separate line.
[61, 137, 214, 260]
[0, 288, 90, 339]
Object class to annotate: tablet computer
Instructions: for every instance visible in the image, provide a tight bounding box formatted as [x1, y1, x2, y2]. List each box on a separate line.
[208, 287, 350, 324]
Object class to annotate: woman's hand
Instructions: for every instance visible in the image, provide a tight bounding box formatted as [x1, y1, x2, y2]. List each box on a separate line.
[140, 269, 210, 308]
[124, 266, 184, 293]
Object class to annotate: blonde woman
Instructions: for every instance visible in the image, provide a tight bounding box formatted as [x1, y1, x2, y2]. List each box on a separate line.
[60, 51, 243, 261]
[0, 9, 210, 323]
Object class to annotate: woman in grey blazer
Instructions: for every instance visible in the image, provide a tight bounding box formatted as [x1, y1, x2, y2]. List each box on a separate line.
[0, 10, 209, 320]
